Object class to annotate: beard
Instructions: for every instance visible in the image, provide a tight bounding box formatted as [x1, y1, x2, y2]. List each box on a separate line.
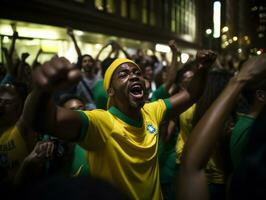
[128, 96, 145, 109]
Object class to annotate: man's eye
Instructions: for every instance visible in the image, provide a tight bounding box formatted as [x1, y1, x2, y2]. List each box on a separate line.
[119, 72, 127, 78]
[135, 71, 141, 75]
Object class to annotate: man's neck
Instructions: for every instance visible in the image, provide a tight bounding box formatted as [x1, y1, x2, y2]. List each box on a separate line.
[116, 104, 142, 122]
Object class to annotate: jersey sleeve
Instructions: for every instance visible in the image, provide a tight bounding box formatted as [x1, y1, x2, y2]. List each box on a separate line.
[77, 109, 113, 151]
[151, 85, 170, 102]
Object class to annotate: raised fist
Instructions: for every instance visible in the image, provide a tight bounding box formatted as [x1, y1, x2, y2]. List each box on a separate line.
[196, 50, 217, 69]
[32, 56, 81, 93]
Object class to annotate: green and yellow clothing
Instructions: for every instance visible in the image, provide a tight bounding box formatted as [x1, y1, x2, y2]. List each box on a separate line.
[205, 153, 227, 184]
[176, 104, 226, 184]
[78, 99, 172, 200]
[71, 144, 89, 177]
[92, 80, 108, 110]
[151, 84, 169, 102]
[230, 114, 255, 168]
[0, 126, 28, 182]
[176, 104, 196, 164]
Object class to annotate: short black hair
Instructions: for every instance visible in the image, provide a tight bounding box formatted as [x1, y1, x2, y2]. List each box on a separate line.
[58, 93, 85, 107]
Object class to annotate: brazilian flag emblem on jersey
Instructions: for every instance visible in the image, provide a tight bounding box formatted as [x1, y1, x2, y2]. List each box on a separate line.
[147, 124, 156, 134]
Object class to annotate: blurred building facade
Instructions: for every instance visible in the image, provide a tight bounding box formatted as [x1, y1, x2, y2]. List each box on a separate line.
[220, 0, 265, 58]
[0, 0, 208, 63]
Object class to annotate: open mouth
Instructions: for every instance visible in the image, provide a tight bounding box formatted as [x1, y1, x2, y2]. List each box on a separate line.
[129, 83, 144, 99]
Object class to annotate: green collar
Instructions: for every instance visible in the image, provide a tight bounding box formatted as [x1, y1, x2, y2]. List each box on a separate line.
[108, 106, 143, 128]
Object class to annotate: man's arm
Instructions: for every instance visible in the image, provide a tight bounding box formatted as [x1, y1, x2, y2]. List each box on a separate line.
[115, 41, 131, 59]
[9, 30, 18, 60]
[32, 48, 42, 69]
[168, 50, 217, 117]
[164, 40, 181, 93]
[22, 56, 83, 141]
[67, 27, 82, 58]
[177, 53, 266, 200]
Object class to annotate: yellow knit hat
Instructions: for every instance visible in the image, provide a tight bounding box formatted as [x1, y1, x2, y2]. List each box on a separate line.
[103, 58, 139, 108]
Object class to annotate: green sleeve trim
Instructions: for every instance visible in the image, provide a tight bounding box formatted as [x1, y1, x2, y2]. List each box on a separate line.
[75, 111, 89, 142]
[151, 84, 170, 102]
[160, 85, 169, 98]
[108, 106, 143, 127]
[163, 98, 173, 120]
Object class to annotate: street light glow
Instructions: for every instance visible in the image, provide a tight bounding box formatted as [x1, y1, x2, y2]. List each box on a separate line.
[206, 29, 212, 35]
[213, 1, 221, 38]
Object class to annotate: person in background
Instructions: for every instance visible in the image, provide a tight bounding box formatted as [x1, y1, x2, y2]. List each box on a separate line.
[66, 27, 96, 110]
[230, 79, 266, 169]
[177, 53, 266, 200]
[0, 83, 35, 184]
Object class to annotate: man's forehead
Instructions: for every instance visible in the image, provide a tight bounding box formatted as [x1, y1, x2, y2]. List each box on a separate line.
[117, 62, 141, 71]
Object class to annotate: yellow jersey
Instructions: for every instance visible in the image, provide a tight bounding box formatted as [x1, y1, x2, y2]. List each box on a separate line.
[176, 104, 196, 164]
[175, 104, 226, 184]
[0, 126, 28, 182]
[78, 99, 172, 200]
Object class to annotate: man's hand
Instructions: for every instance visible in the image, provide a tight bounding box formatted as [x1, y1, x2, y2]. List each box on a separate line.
[237, 53, 266, 83]
[21, 141, 55, 171]
[168, 40, 180, 55]
[66, 26, 74, 37]
[196, 50, 217, 69]
[21, 52, 30, 61]
[32, 56, 81, 93]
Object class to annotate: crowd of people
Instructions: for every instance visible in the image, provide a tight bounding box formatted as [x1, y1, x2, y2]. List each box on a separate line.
[0, 27, 266, 200]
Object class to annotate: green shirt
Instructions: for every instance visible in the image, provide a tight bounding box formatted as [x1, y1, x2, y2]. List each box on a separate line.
[92, 80, 108, 110]
[71, 144, 89, 176]
[230, 114, 255, 168]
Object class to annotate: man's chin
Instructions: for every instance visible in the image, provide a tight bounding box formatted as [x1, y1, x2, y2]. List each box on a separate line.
[129, 99, 145, 109]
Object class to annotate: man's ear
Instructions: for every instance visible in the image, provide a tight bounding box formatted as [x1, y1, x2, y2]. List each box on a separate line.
[256, 90, 266, 103]
[107, 87, 115, 97]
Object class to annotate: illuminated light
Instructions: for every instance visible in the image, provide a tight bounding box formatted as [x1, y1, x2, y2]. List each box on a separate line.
[3, 36, 10, 43]
[205, 29, 212, 35]
[244, 36, 249, 40]
[75, 30, 84, 36]
[95, 43, 102, 49]
[228, 39, 233, 44]
[181, 34, 193, 42]
[155, 44, 170, 53]
[181, 53, 189, 64]
[224, 41, 229, 46]
[25, 39, 40, 46]
[238, 48, 242, 53]
[222, 26, 229, 33]
[0, 25, 13, 36]
[251, 6, 258, 11]
[213, 1, 221, 38]
[16, 27, 59, 40]
[41, 40, 60, 52]
[146, 49, 153, 56]
[233, 36, 238, 41]
[257, 50, 262, 55]
[221, 34, 227, 40]
[258, 33, 264, 38]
